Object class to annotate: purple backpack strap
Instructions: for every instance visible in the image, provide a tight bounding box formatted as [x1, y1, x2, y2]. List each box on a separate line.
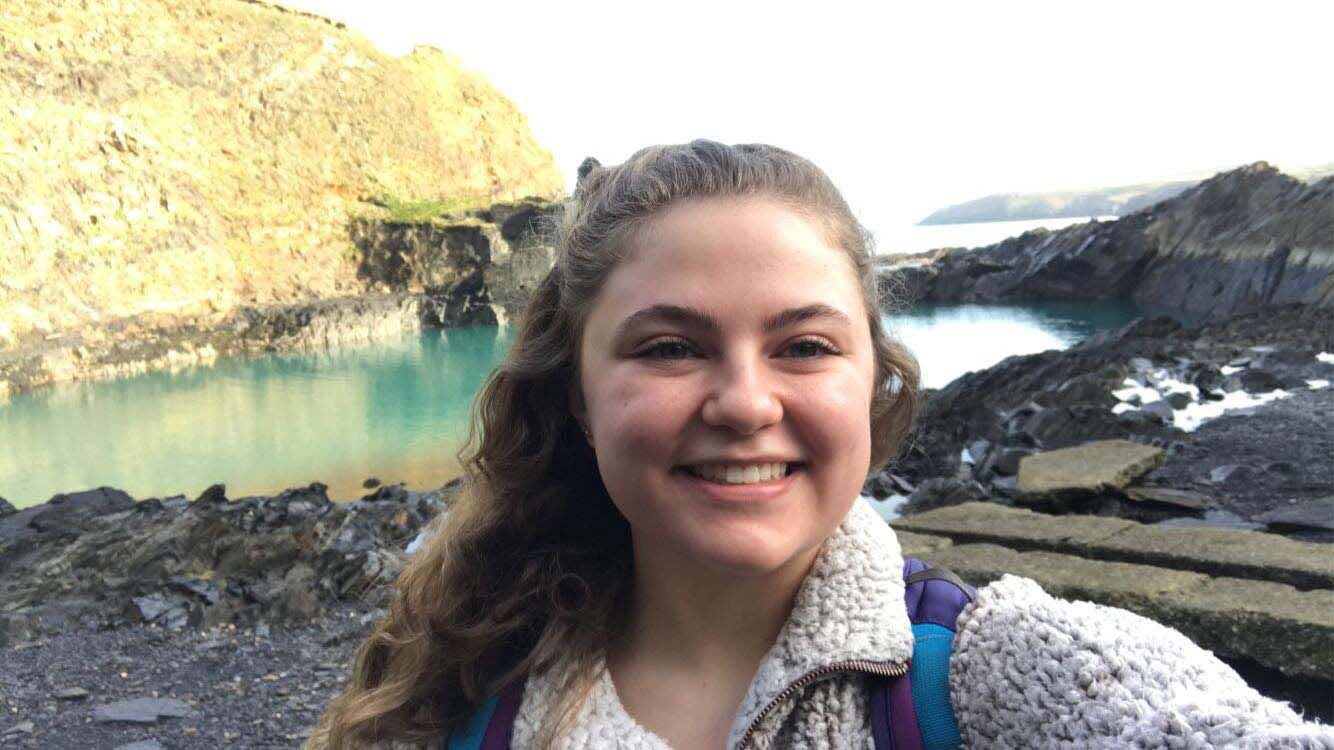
[869, 557, 975, 750]
[871, 667, 925, 750]
[480, 678, 525, 750]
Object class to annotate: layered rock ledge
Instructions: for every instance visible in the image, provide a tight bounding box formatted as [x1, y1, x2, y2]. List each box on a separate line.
[894, 503, 1334, 717]
[0, 198, 561, 401]
[883, 162, 1334, 318]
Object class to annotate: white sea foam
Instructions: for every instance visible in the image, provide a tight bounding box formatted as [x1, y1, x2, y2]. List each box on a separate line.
[1113, 382, 1160, 405]
[406, 526, 435, 555]
[1172, 389, 1291, 432]
[864, 493, 909, 522]
[1308, 379, 1331, 390]
[1220, 365, 1244, 376]
[1318, 352, 1334, 365]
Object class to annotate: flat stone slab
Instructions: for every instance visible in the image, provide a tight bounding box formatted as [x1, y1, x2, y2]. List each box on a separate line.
[893, 502, 1334, 590]
[1017, 439, 1165, 503]
[922, 543, 1210, 611]
[1091, 523, 1334, 591]
[894, 530, 953, 558]
[915, 542, 1334, 679]
[893, 502, 1135, 550]
[91, 697, 196, 724]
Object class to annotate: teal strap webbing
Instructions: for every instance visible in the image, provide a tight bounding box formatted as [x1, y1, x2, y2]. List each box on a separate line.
[447, 694, 501, 750]
[909, 622, 963, 749]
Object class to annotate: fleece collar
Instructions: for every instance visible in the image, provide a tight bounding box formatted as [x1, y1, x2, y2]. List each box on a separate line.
[724, 499, 913, 746]
[511, 499, 912, 749]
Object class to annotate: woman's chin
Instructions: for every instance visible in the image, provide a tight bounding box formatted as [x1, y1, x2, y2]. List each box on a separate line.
[682, 528, 822, 579]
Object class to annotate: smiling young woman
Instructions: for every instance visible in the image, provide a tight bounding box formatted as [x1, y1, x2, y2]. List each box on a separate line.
[309, 142, 1334, 749]
[574, 196, 877, 581]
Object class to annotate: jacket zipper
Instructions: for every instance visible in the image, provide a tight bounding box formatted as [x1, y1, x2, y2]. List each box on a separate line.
[735, 659, 909, 749]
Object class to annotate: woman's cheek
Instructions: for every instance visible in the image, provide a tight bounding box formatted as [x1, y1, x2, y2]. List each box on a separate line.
[806, 372, 873, 438]
[601, 378, 689, 454]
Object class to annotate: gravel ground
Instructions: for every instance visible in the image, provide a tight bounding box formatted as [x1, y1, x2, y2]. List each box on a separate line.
[0, 603, 380, 749]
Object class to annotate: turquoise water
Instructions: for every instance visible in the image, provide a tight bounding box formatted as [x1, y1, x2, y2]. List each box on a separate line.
[892, 300, 1144, 388]
[0, 301, 1142, 508]
[1, 327, 513, 508]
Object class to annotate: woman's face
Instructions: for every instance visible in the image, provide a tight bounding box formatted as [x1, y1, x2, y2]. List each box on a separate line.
[575, 196, 877, 577]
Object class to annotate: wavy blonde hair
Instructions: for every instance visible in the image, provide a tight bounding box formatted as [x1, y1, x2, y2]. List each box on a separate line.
[308, 140, 921, 748]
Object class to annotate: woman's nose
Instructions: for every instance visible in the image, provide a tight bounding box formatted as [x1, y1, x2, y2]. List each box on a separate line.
[699, 356, 783, 434]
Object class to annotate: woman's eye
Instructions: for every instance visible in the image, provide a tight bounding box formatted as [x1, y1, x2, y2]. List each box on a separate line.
[784, 339, 839, 358]
[637, 339, 695, 360]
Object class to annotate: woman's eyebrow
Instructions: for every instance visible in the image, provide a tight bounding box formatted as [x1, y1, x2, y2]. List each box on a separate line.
[614, 305, 722, 338]
[614, 303, 851, 339]
[761, 304, 852, 332]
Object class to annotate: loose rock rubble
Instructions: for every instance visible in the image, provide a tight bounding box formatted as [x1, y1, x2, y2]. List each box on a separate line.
[866, 305, 1334, 540]
[1, 481, 457, 647]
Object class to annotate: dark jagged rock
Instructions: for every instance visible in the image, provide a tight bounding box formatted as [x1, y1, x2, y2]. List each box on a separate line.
[359, 482, 409, 503]
[861, 472, 915, 500]
[901, 478, 991, 516]
[1240, 368, 1283, 393]
[883, 163, 1334, 318]
[1256, 497, 1334, 533]
[0, 481, 453, 647]
[0, 496, 15, 517]
[875, 305, 1334, 533]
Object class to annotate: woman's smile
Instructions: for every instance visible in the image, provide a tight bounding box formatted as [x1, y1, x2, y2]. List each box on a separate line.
[671, 462, 806, 504]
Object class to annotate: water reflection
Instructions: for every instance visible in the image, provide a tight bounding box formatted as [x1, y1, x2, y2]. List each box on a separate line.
[2, 302, 1142, 508]
[1, 327, 513, 507]
[888, 301, 1143, 388]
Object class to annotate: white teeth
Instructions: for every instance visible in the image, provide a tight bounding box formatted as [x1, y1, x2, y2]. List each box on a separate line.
[688, 462, 789, 484]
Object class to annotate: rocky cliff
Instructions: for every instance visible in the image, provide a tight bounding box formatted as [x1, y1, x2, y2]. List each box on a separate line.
[887, 163, 1334, 317]
[0, 0, 562, 394]
[0, 198, 562, 398]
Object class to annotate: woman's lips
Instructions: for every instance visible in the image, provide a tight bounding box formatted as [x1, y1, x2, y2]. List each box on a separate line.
[672, 464, 802, 503]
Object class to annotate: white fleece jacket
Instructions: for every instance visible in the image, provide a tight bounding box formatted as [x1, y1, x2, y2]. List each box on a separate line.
[511, 501, 1334, 749]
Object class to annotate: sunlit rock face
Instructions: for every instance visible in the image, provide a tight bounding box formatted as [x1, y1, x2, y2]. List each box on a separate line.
[0, 0, 562, 371]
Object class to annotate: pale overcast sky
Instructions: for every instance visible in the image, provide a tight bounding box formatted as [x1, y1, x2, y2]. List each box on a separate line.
[282, 0, 1332, 235]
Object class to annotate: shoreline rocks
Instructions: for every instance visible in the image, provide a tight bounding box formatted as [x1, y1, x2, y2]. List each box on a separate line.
[1015, 439, 1164, 507]
[867, 305, 1334, 540]
[0, 199, 560, 401]
[0, 482, 458, 648]
[882, 162, 1334, 319]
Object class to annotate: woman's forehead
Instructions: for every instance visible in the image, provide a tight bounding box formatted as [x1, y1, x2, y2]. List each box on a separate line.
[588, 209, 867, 340]
[607, 198, 859, 296]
